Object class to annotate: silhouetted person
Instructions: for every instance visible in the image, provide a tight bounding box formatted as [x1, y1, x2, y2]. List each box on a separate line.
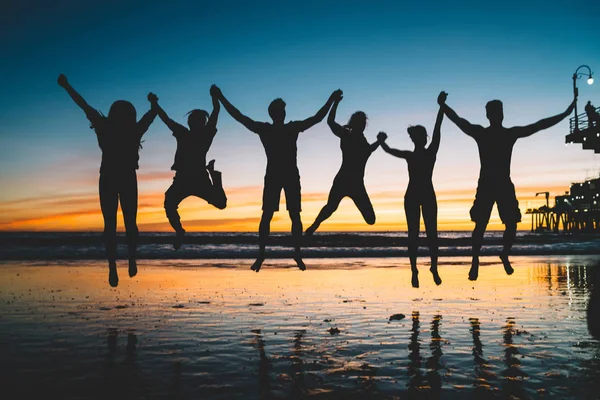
[379, 92, 445, 288]
[440, 92, 576, 281]
[585, 101, 600, 128]
[305, 93, 384, 235]
[213, 86, 340, 272]
[58, 74, 157, 287]
[155, 86, 227, 250]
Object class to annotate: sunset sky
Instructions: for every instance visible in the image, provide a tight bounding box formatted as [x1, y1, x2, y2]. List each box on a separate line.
[1, 0, 599, 232]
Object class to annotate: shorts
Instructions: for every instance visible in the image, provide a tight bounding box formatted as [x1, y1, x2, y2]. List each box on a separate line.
[470, 179, 521, 224]
[262, 174, 301, 212]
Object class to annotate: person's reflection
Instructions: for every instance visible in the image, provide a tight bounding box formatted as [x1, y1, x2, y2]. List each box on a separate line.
[407, 311, 423, 394]
[426, 315, 443, 397]
[252, 329, 272, 398]
[291, 329, 306, 398]
[470, 318, 494, 394]
[502, 317, 526, 398]
[587, 263, 600, 339]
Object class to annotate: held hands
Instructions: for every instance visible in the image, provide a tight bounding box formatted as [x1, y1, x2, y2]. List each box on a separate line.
[57, 74, 68, 88]
[331, 89, 343, 102]
[377, 131, 387, 142]
[147, 92, 159, 105]
[210, 84, 222, 99]
[437, 91, 448, 106]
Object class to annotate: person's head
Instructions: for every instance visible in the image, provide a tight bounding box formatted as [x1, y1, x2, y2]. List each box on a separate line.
[187, 109, 210, 130]
[268, 98, 286, 123]
[485, 100, 504, 125]
[346, 111, 368, 134]
[407, 125, 428, 148]
[108, 100, 137, 127]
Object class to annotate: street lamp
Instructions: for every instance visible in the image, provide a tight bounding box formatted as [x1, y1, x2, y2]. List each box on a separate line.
[572, 65, 594, 131]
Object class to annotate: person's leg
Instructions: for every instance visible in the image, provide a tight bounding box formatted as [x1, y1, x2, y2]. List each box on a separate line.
[350, 184, 376, 225]
[289, 211, 305, 270]
[422, 196, 441, 285]
[164, 177, 190, 250]
[305, 183, 345, 236]
[252, 210, 274, 272]
[404, 197, 421, 288]
[469, 183, 494, 281]
[498, 181, 521, 275]
[206, 162, 227, 210]
[119, 171, 140, 278]
[285, 177, 305, 270]
[99, 173, 119, 287]
[252, 177, 281, 272]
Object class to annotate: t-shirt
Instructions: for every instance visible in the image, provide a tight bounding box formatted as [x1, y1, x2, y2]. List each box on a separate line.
[253, 121, 306, 178]
[337, 128, 372, 178]
[171, 125, 217, 173]
[472, 127, 518, 182]
[86, 111, 145, 174]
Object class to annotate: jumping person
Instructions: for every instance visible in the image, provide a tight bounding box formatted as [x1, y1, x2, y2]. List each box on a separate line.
[213, 86, 341, 272]
[379, 91, 446, 288]
[58, 74, 158, 287]
[305, 92, 384, 235]
[439, 91, 576, 281]
[156, 86, 227, 250]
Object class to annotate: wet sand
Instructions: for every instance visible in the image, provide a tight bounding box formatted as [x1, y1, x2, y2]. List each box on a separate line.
[1, 256, 599, 399]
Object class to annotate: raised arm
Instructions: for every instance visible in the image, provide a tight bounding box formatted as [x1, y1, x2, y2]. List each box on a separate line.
[207, 86, 221, 129]
[438, 93, 482, 138]
[327, 93, 347, 137]
[379, 132, 411, 159]
[513, 97, 576, 139]
[57, 74, 101, 123]
[427, 92, 446, 154]
[295, 89, 342, 132]
[212, 86, 264, 133]
[153, 96, 186, 133]
[136, 93, 159, 137]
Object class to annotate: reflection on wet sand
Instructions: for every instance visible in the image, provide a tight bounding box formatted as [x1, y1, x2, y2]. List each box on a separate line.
[252, 329, 272, 398]
[0, 257, 599, 399]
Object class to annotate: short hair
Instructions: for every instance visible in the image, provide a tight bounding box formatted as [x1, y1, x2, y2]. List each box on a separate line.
[407, 125, 427, 142]
[268, 98, 286, 119]
[485, 100, 503, 112]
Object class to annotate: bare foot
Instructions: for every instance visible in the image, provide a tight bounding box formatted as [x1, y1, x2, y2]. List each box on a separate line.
[294, 256, 306, 271]
[500, 254, 514, 275]
[108, 262, 118, 287]
[251, 256, 265, 273]
[128, 258, 137, 278]
[173, 229, 185, 251]
[411, 269, 419, 288]
[469, 257, 479, 281]
[430, 266, 442, 285]
[206, 159, 215, 172]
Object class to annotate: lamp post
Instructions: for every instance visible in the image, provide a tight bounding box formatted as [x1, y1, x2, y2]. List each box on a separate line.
[572, 65, 594, 132]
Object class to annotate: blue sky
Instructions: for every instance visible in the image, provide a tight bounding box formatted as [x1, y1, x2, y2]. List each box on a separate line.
[1, 0, 599, 230]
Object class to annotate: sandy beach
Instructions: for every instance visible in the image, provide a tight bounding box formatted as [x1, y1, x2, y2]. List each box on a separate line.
[1, 256, 599, 399]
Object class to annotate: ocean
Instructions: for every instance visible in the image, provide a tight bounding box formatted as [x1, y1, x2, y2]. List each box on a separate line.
[1, 231, 599, 260]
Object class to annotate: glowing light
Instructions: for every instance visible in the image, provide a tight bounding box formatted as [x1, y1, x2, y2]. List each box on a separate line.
[588, 77, 594, 85]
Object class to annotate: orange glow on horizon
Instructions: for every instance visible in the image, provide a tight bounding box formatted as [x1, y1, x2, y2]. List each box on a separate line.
[0, 183, 570, 232]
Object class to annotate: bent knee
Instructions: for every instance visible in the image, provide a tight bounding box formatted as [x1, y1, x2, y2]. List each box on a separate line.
[214, 199, 227, 210]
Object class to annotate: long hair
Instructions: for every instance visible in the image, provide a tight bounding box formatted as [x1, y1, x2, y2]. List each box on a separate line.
[344, 111, 368, 132]
[186, 109, 210, 128]
[107, 100, 142, 149]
